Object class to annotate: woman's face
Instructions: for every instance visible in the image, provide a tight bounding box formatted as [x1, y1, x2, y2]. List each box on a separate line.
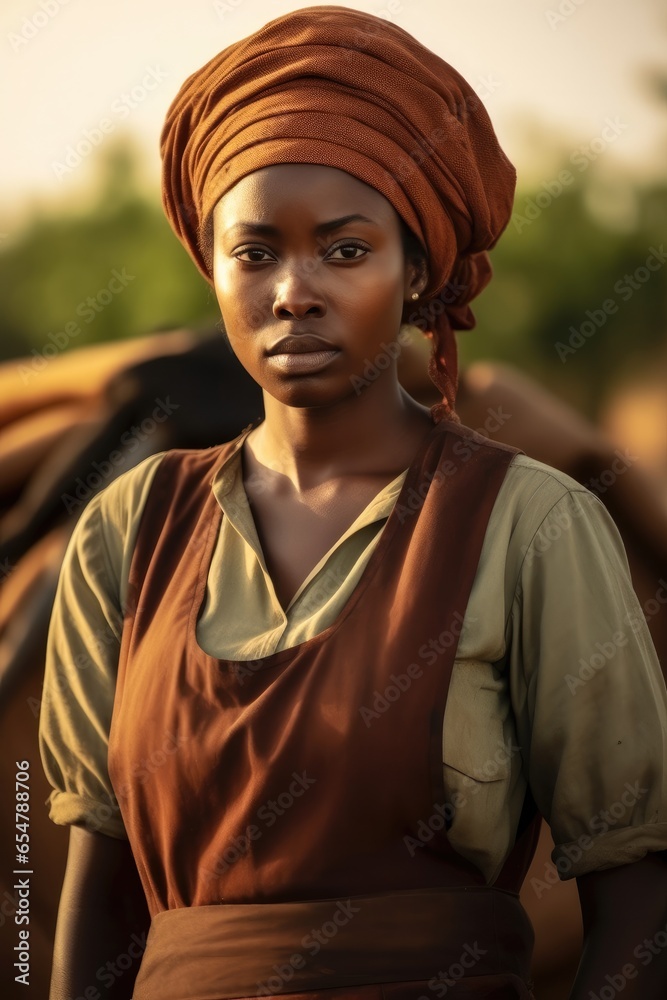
[212, 163, 424, 410]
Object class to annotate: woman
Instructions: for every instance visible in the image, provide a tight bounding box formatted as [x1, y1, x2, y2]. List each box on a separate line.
[40, 7, 667, 999]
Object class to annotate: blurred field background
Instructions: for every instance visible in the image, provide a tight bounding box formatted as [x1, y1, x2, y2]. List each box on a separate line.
[1, 1, 667, 998]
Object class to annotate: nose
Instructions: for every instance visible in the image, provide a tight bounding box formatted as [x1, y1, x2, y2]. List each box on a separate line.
[272, 262, 326, 321]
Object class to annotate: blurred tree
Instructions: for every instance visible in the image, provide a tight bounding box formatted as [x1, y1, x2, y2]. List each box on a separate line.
[461, 170, 667, 420]
[0, 135, 219, 362]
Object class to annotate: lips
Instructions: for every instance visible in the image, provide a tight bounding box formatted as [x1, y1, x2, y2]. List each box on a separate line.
[266, 334, 339, 356]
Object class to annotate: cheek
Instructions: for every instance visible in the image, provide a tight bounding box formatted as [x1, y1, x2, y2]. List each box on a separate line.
[214, 268, 258, 340]
[351, 261, 405, 319]
[213, 258, 239, 308]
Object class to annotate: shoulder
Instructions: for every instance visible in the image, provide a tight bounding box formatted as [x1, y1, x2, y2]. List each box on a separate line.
[61, 453, 168, 608]
[78, 451, 168, 546]
[484, 452, 629, 598]
[441, 420, 597, 523]
[498, 452, 597, 528]
[70, 436, 246, 593]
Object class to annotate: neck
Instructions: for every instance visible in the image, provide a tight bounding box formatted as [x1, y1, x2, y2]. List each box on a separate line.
[247, 381, 434, 492]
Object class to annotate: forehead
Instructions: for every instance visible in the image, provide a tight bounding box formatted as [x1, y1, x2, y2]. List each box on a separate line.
[213, 163, 398, 228]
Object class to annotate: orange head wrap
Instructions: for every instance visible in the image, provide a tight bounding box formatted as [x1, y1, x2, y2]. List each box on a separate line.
[160, 5, 516, 423]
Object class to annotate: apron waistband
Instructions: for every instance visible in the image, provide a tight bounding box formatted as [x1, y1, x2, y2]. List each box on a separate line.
[131, 887, 535, 999]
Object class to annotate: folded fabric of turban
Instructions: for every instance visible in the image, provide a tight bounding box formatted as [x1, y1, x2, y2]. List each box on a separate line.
[160, 5, 517, 422]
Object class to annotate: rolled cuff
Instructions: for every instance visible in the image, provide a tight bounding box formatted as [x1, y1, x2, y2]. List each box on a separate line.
[552, 822, 667, 879]
[47, 789, 128, 840]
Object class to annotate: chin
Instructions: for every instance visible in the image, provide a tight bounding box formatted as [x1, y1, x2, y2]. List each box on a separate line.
[266, 380, 353, 410]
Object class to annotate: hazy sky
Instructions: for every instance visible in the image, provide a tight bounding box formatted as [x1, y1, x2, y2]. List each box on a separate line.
[2, 0, 667, 226]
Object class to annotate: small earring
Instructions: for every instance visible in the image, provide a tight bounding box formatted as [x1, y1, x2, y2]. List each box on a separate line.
[411, 292, 419, 300]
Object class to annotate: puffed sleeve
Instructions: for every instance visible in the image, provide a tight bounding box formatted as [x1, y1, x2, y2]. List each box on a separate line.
[38, 453, 165, 838]
[508, 485, 667, 879]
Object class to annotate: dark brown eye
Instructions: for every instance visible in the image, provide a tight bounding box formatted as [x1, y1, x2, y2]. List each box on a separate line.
[235, 248, 273, 262]
[327, 243, 368, 260]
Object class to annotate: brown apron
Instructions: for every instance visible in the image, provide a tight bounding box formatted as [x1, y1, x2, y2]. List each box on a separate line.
[108, 416, 541, 999]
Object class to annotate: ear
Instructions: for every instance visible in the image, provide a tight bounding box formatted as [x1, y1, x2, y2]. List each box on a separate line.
[404, 257, 429, 302]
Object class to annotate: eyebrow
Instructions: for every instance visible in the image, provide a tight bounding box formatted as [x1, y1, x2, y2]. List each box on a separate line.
[224, 214, 378, 238]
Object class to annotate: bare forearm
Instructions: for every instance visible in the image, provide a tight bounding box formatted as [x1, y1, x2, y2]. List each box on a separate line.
[50, 901, 148, 1000]
[50, 826, 151, 1000]
[569, 853, 667, 1000]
